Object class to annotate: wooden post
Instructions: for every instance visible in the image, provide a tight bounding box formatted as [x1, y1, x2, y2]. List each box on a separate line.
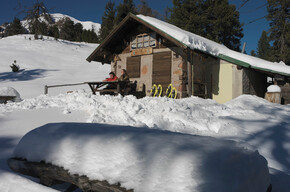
[187, 49, 192, 96]
[44, 85, 48, 94]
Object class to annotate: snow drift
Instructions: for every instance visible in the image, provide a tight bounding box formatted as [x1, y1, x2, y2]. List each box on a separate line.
[14, 122, 270, 192]
[0, 87, 22, 102]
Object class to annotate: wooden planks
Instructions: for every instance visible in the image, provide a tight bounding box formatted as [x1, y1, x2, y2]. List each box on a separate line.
[152, 51, 172, 94]
[127, 56, 141, 78]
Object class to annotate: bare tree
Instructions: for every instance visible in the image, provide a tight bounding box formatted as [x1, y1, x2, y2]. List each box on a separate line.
[23, 0, 52, 39]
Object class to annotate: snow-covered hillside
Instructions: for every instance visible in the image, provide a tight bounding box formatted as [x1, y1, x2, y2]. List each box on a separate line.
[50, 13, 101, 32]
[0, 35, 289, 192]
[0, 35, 109, 98]
[20, 13, 101, 34]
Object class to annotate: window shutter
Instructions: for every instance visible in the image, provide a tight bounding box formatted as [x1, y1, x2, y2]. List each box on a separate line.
[127, 56, 141, 78]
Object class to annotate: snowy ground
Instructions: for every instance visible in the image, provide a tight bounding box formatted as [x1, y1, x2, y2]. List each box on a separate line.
[0, 35, 290, 191]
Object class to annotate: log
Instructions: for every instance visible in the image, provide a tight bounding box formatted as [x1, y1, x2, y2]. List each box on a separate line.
[8, 158, 133, 192]
[264, 92, 281, 104]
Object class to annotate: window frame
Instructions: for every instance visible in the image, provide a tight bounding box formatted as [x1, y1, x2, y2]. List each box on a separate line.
[130, 33, 157, 51]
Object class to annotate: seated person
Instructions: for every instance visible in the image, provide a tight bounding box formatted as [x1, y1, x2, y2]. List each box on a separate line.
[101, 72, 118, 95]
[103, 72, 118, 82]
[118, 69, 130, 96]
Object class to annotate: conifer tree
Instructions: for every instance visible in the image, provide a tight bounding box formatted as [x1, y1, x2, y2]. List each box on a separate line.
[59, 18, 75, 41]
[137, 0, 159, 17]
[99, 0, 116, 42]
[250, 50, 257, 57]
[114, 0, 137, 25]
[5, 17, 25, 36]
[267, 0, 289, 65]
[48, 25, 59, 39]
[257, 30, 272, 61]
[74, 23, 83, 42]
[168, 0, 243, 51]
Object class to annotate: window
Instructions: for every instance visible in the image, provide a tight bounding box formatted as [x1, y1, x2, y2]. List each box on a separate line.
[127, 56, 141, 78]
[131, 33, 156, 50]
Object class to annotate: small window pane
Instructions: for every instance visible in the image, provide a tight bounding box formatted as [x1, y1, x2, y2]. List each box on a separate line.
[144, 35, 149, 41]
[137, 36, 143, 43]
[150, 40, 156, 47]
[137, 42, 143, 48]
[144, 41, 149, 47]
[131, 43, 137, 49]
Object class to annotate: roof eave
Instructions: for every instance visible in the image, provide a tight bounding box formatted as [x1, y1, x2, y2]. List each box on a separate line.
[86, 13, 189, 63]
[86, 14, 134, 63]
[219, 54, 290, 77]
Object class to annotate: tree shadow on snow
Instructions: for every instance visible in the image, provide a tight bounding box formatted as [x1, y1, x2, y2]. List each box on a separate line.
[223, 104, 290, 192]
[225, 103, 290, 175]
[0, 69, 58, 82]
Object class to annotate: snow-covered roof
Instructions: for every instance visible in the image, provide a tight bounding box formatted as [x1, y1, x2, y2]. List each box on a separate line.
[136, 15, 290, 77]
[87, 13, 290, 77]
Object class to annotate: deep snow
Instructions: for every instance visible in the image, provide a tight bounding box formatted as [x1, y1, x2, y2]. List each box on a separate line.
[0, 35, 290, 192]
[15, 123, 270, 192]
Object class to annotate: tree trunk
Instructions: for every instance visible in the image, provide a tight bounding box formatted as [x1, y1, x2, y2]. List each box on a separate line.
[8, 158, 133, 192]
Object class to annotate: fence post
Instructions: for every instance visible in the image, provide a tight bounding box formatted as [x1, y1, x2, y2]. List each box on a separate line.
[44, 85, 48, 94]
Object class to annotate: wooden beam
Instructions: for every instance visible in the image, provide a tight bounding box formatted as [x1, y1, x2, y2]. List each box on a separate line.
[187, 49, 192, 96]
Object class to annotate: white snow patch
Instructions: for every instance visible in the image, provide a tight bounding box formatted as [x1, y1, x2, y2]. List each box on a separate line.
[267, 85, 281, 93]
[0, 87, 22, 102]
[14, 123, 270, 192]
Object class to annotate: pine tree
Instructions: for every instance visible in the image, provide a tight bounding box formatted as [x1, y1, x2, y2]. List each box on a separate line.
[114, 0, 137, 26]
[137, 0, 159, 17]
[168, 0, 243, 51]
[59, 18, 75, 41]
[257, 30, 272, 61]
[48, 25, 59, 39]
[99, 0, 116, 42]
[74, 23, 83, 42]
[168, 0, 205, 36]
[5, 17, 26, 36]
[250, 50, 257, 56]
[267, 0, 289, 65]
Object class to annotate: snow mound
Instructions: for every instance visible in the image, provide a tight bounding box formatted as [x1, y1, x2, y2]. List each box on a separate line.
[267, 85, 281, 93]
[0, 87, 22, 102]
[14, 123, 271, 192]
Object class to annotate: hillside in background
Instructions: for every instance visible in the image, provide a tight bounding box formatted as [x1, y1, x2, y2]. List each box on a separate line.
[0, 34, 109, 98]
[1, 13, 101, 43]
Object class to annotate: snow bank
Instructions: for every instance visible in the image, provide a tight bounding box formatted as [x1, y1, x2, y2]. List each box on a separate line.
[0, 91, 233, 136]
[0, 87, 22, 102]
[267, 85, 281, 93]
[14, 123, 270, 192]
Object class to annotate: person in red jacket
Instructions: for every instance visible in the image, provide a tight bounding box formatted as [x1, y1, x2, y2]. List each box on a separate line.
[101, 72, 118, 95]
[103, 72, 118, 82]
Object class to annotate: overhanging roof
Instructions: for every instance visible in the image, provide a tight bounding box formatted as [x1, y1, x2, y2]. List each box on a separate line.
[87, 13, 290, 78]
